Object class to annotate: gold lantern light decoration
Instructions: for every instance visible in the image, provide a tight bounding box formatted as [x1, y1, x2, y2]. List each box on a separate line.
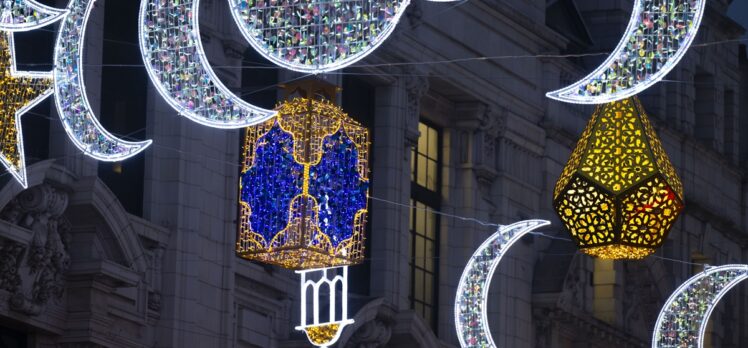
[237, 81, 369, 347]
[237, 81, 370, 270]
[553, 97, 684, 260]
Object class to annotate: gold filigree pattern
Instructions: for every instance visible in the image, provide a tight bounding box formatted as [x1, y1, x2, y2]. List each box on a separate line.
[556, 176, 616, 246]
[554, 105, 599, 199]
[620, 176, 681, 248]
[303, 324, 341, 346]
[553, 97, 684, 259]
[580, 98, 656, 193]
[635, 98, 684, 199]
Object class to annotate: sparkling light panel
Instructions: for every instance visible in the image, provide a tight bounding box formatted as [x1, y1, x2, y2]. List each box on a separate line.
[228, 0, 409, 73]
[547, 0, 706, 104]
[139, 0, 276, 128]
[237, 98, 369, 270]
[455, 220, 550, 348]
[0, 32, 53, 188]
[553, 97, 683, 259]
[297, 266, 354, 348]
[54, 0, 152, 161]
[653, 265, 748, 348]
[0, 0, 66, 31]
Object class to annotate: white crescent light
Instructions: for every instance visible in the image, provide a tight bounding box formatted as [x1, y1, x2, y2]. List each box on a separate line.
[227, 0, 410, 73]
[54, 0, 152, 161]
[547, 0, 706, 104]
[139, 0, 276, 129]
[454, 219, 551, 348]
[652, 264, 748, 348]
[0, 0, 66, 31]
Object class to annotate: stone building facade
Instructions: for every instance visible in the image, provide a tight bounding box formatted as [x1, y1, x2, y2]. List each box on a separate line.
[0, 0, 746, 347]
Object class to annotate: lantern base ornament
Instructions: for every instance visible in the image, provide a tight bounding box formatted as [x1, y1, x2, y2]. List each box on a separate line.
[297, 321, 354, 348]
[297, 266, 354, 348]
[553, 97, 684, 260]
[582, 245, 655, 260]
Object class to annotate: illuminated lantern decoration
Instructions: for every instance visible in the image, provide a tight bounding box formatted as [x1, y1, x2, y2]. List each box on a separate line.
[237, 82, 369, 270]
[553, 97, 684, 259]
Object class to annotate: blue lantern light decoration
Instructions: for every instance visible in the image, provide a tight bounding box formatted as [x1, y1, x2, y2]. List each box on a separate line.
[238, 85, 369, 270]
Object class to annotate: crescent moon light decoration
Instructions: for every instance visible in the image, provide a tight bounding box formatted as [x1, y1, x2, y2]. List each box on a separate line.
[454, 219, 551, 348]
[652, 264, 748, 348]
[546, 0, 706, 104]
[0, 0, 66, 31]
[54, 0, 152, 161]
[139, 0, 276, 128]
[227, 0, 410, 73]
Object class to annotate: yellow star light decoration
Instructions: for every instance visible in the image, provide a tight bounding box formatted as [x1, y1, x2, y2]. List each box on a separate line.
[0, 31, 53, 188]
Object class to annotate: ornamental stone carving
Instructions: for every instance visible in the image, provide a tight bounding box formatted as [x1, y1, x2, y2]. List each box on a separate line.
[404, 72, 429, 147]
[455, 103, 504, 187]
[0, 184, 70, 316]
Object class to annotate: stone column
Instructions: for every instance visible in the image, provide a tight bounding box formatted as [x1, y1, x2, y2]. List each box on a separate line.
[369, 72, 426, 309]
[142, 11, 243, 346]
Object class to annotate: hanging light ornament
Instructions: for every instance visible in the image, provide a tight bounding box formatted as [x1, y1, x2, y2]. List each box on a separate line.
[228, 0, 457, 73]
[553, 97, 683, 259]
[237, 82, 370, 270]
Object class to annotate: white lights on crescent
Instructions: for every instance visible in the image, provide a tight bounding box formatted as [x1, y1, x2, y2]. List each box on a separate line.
[547, 0, 706, 104]
[454, 219, 551, 348]
[652, 264, 748, 348]
[227, 0, 411, 73]
[53, 0, 152, 161]
[0, 0, 66, 31]
[139, 0, 276, 129]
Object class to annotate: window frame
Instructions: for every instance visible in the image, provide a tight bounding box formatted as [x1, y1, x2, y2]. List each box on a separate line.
[409, 119, 442, 332]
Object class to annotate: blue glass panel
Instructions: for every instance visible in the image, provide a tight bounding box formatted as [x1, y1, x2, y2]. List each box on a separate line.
[308, 130, 369, 246]
[241, 125, 304, 242]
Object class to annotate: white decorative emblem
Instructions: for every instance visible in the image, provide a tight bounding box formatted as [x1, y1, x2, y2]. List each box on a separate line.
[297, 266, 354, 348]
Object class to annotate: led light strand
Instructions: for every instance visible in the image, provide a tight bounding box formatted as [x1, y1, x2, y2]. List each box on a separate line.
[652, 265, 748, 348]
[547, 0, 706, 104]
[139, 0, 276, 128]
[53, 0, 152, 161]
[0, 0, 66, 31]
[228, 0, 411, 73]
[455, 220, 551, 348]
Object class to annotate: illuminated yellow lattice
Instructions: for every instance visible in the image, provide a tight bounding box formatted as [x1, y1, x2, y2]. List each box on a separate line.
[238, 98, 370, 270]
[0, 32, 53, 188]
[303, 324, 342, 346]
[553, 97, 683, 260]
